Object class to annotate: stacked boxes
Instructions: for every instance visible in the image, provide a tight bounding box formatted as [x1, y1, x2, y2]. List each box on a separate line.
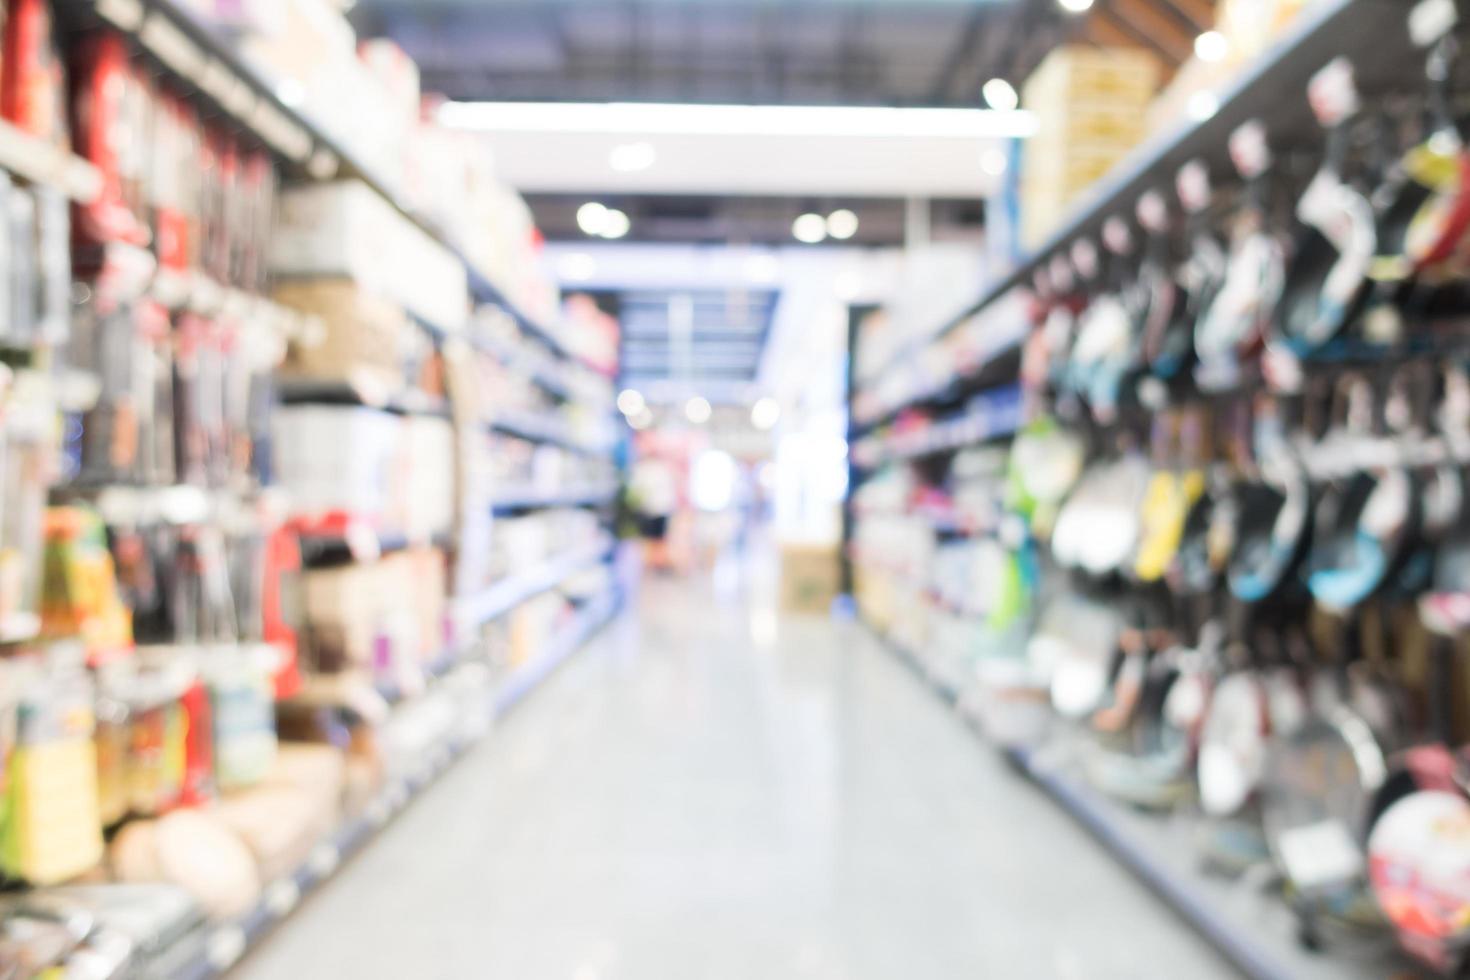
[1020, 46, 1160, 248]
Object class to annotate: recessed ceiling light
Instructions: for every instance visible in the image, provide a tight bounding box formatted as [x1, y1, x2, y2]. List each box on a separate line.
[826, 209, 859, 240]
[599, 208, 631, 239]
[609, 141, 657, 172]
[982, 78, 1018, 113]
[1194, 30, 1228, 63]
[1058, 0, 1093, 11]
[1187, 91, 1220, 121]
[576, 202, 608, 236]
[751, 397, 780, 431]
[617, 389, 645, 416]
[792, 213, 826, 244]
[685, 396, 712, 424]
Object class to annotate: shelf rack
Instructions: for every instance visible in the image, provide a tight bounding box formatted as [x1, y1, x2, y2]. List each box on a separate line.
[173, 587, 623, 980]
[850, 0, 1421, 434]
[489, 412, 616, 457]
[860, 619, 1406, 980]
[58, 0, 590, 371]
[455, 538, 616, 629]
[489, 485, 618, 515]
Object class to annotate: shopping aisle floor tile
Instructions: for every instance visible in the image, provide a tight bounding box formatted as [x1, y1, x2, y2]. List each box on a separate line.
[232, 571, 1240, 980]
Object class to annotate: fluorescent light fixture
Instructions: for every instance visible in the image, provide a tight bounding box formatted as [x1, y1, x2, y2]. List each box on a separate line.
[982, 78, 1018, 113]
[576, 202, 608, 236]
[826, 209, 859, 240]
[793, 213, 826, 244]
[685, 396, 712, 424]
[557, 252, 597, 282]
[609, 140, 657, 172]
[743, 253, 780, 284]
[833, 270, 862, 301]
[600, 208, 631, 239]
[1058, 0, 1093, 11]
[1194, 30, 1228, 63]
[751, 397, 780, 431]
[981, 148, 1008, 177]
[438, 101, 1038, 140]
[617, 389, 646, 416]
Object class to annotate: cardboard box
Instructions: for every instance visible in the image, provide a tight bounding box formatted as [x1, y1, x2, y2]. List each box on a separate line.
[779, 544, 841, 616]
[273, 278, 408, 389]
[270, 180, 468, 331]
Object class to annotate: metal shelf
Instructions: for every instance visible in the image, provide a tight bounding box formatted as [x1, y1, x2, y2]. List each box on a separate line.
[851, 0, 1419, 428]
[454, 538, 615, 628]
[861, 619, 1407, 980]
[490, 485, 617, 515]
[489, 412, 615, 457]
[172, 590, 621, 979]
[276, 379, 451, 419]
[0, 117, 100, 201]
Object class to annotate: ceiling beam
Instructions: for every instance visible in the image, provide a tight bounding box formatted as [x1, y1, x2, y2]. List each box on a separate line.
[1104, 0, 1193, 64]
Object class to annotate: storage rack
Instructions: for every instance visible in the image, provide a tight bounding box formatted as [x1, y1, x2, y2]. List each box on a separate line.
[843, 3, 1438, 979]
[0, 1, 627, 972]
[169, 591, 622, 980]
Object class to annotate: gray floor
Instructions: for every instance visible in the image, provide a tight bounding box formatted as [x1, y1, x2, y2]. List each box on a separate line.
[233, 565, 1239, 980]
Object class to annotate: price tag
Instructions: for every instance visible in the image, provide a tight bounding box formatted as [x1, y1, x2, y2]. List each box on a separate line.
[1229, 121, 1271, 178]
[1177, 160, 1212, 214]
[1411, 0, 1458, 47]
[206, 927, 247, 971]
[265, 879, 301, 917]
[1277, 819, 1364, 888]
[1049, 254, 1076, 293]
[1136, 191, 1168, 233]
[1071, 238, 1100, 279]
[1308, 57, 1360, 127]
[1102, 217, 1133, 255]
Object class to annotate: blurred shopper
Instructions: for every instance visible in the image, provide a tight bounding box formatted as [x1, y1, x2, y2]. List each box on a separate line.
[629, 453, 679, 572]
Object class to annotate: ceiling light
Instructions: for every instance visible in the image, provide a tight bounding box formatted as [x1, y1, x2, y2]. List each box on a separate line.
[1187, 91, 1220, 121]
[576, 202, 608, 236]
[982, 78, 1018, 113]
[556, 252, 597, 282]
[685, 396, 712, 424]
[981, 148, 1008, 176]
[617, 389, 645, 416]
[599, 208, 631, 239]
[1194, 30, 1228, 63]
[792, 213, 827, 244]
[743, 253, 780, 284]
[437, 101, 1039, 140]
[1057, 0, 1093, 11]
[609, 141, 657, 172]
[826, 209, 859, 240]
[751, 397, 780, 431]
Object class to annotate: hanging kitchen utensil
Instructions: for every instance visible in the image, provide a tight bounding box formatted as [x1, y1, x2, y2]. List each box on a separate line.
[1306, 374, 1421, 612]
[1276, 59, 1378, 353]
[1196, 121, 1287, 388]
[1228, 395, 1313, 606]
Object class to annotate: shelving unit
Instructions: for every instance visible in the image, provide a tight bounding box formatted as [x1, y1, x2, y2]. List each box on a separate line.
[848, 0, 1419, 435]
[169, 585, 622, 980]
[841, 3, 1448, 977]
[490, 413, 616, 457]
[490, 485, 618, 515]
[455, 539, 616, 630]
[862, 621, 1407, 980]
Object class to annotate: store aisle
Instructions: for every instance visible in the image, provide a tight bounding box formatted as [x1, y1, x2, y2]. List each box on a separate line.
[233, 567, 1237, 980]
